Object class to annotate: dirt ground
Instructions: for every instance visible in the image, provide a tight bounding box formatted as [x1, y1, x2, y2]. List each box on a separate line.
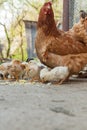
[0, 78, 87, 130]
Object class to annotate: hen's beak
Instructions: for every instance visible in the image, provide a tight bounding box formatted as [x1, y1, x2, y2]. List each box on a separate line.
[47, 1, 52, 9]
[47, 5, 51, 9]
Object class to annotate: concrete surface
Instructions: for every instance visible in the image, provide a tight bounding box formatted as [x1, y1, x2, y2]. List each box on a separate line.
[0, 78, 87, 130]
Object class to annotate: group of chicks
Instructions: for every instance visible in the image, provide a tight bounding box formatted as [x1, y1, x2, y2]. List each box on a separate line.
[1, 11, 87, 85]
[0, 58, 69, 85]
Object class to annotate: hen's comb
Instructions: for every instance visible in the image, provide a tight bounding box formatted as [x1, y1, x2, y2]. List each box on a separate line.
[48, 1, 52, 5]
[44, 1, 52, 5]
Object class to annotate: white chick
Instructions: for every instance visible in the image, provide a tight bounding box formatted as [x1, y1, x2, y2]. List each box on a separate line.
[28, 59, 46, 68]
[25, 61, 43, 82]
[40, 66, 69, 84]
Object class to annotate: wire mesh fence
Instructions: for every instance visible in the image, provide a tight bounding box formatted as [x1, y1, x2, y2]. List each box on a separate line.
[69, 0, 87, 28]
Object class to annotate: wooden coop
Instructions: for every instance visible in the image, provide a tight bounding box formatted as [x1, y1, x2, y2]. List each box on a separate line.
[24, 0, 87, 58]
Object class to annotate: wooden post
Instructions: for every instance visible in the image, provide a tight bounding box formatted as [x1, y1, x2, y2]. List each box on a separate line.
[63, 0, 69, 31]
[24, 20, 37, 58]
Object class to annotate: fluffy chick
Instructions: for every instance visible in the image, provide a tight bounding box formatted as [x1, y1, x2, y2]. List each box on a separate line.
[11, 59, 22, 67]
[25, 61, 43, 82]
[5, 59, 26, 81]
[0, 62, 12, 80]
[8, 64, 26, 81]
[40, 66, 69, 85]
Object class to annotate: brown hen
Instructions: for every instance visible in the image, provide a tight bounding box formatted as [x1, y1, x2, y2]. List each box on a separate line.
[35, 2, 87, 77]
[35, 2, 87, 64]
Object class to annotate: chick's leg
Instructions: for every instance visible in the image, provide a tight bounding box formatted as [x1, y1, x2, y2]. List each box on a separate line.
[14, 74, 19, 81]
[53, 74, 70, 85]
[29, 76, 40, 82]
[3, 72, 8, 80]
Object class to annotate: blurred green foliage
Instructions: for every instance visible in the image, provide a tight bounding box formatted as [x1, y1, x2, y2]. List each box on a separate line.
[0, 0, 63, 61]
